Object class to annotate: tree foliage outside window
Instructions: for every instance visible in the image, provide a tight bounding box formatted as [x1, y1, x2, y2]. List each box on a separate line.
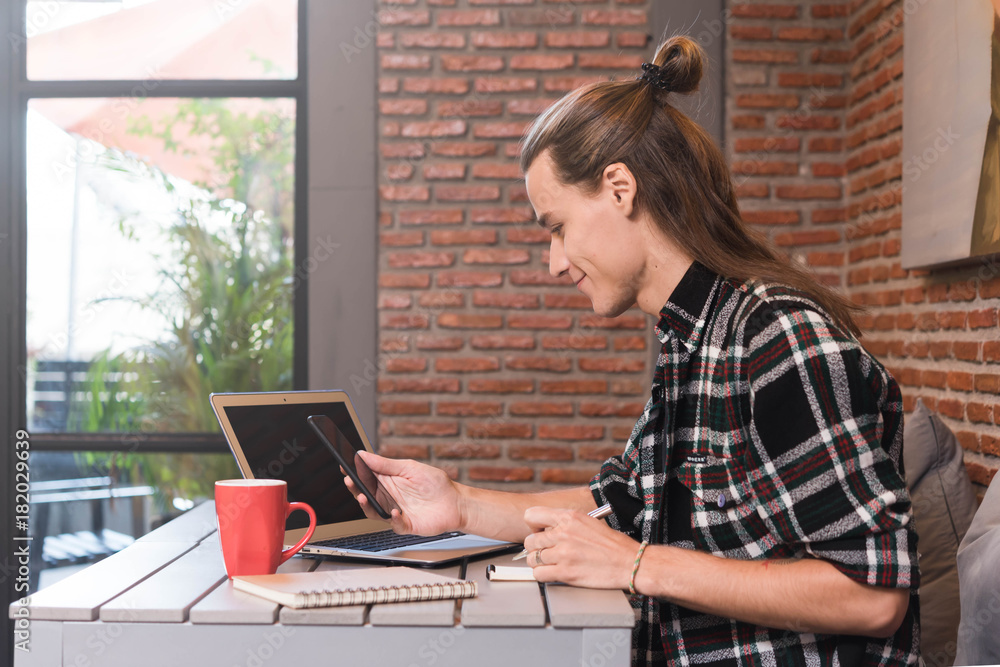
[74, 98, 296, 509]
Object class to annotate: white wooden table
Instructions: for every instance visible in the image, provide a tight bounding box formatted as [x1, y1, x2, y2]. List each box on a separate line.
[10, 501, 635, 667]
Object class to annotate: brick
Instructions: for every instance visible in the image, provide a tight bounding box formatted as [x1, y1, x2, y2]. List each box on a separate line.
[431, 142, 497, 157]
[468, 378, 534, 393]
[778, 72, 844, 88]
[730, 3, 799, 19]
[509, 401, 574, 416]
[967, 402, 994, 424]
[541, 468, 597, 485]
[507, 99, 557, 116]
[436, 185, 501, 201]
[544, 294, 592, 309]
[385, 163, 414, 181]
[542, 335, 607, 350]
[579, 314, 645, 330]
[538, 424, 604, 441]
[473, 291, 539, 309]
[437, 401, 503, 417]
[380, 185, 430, 202]
[540, 380, 608, 394]
[505, 356, 573, 372]
[614, 336, 646, 351]
[617, 31, 649, 48]
[388, 251, 455, 268]
[509, 445, 573, 461]
[437, 9, 500, 26]
[399, 32, 465, 48]
[956, 432, 980, 453]
[441, 55, 504, 72]
[733, 49, 798, 64]
[394, 421, 459, 437]
[546, 31, 610, 48]
[415, 335, 465, 351]
[403, 77, 470, 94]
[381, 54, 431, 70]
[381, 142, 425, 159]
[775, 184, 842, 199]
[379, 294, 412, 309]
[467, 422, 533, 439]
[579, 445, 623, 461]
[379, 99, 428, 116]
[439, 100, 503, 118]
[955, 341, 981, 361]
[378, 9, 430, 25]
[975, 374, 1000, 394]
[731, 26, 773, 41]
[471, 163, 522, 179]
[509, 9, 574, 26]
[475, 77, 538, 93]
[742, 210, 801, 226]
[468, 466, 534, 482]
[470, 207, 534, 224]
[579, 358, 645, 373]
[543, 75, 608, 92]
[775, 115, 841, 130]
[380, 273, 431, 289]
[948, 372, 975, 392]
[510, 270, 573, 286]
[777, 27, 843, 41]
[580, 401, 644, 417]
[985, 341, 1000, 362]
[731, 161, 799, 176]
[401, 120, 466, 138]
[470, 334, 536, 350]
[581, 9, 646, 25]
[436, 357, 501, 373]
[438, 313, 503, 329]
[471, 31, 537, 48]
[969, 308, 998, 328]
[474, 122, 531, 138]
[417, 292, 465, 308]
[736, 93, 800, 109]
[379, 444, 430, 459]
[809, 137, 843, 152]
[399, 209, 464, 225]
[733, 137, 800, 153]
[431, 229, 496, 246]
[381, 231, 424, 247]
[579, 54, 644, 69]
[936, 398, 964, 419]
[510, 54, 574, 70]
[380, 400, 432, 416]
[423, 163, 466, 180]
[381, 337, 410, 355]
[436, 443, 502, 459]
[378, 377, 460, 393]
[773, 230, 841, 246]
[381, 313, 430, 330]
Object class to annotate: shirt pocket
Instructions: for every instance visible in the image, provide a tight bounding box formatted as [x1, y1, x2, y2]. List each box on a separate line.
[674, 455, 778, 558]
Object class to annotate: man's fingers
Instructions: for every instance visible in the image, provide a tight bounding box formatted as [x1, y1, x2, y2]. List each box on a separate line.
[523, 505, 573, 531]
[357, 450, 408, 476]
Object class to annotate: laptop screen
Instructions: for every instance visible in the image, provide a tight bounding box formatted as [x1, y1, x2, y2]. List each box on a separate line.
[222, 401, 367, 529]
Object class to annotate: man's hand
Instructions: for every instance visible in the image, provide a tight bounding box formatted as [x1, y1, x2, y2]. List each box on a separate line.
[344, 452, 464, 536]
[521, 506, 638, 589]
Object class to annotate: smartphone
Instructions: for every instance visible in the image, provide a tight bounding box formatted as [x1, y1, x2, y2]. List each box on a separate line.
[306, 414, 400, 520]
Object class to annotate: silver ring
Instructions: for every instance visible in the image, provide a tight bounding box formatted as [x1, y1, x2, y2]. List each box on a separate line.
[535, 548, 545, 566]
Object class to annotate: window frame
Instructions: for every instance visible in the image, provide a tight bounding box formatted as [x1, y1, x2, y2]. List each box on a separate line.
[1, 1, 378, 659]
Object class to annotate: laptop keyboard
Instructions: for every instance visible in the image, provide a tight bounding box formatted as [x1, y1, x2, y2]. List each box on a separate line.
[313, 530, 464, 553]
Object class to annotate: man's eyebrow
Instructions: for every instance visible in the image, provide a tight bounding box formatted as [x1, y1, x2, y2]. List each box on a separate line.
[534, 213, 550, 230]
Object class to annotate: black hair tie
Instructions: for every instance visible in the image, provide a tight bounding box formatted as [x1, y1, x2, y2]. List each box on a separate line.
[639, 62, 672, 93]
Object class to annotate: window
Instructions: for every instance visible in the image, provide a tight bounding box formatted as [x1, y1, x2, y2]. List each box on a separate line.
[2, 0, 377, 628]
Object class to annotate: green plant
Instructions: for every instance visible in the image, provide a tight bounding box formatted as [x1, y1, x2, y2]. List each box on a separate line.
[73, 98, 295, 508]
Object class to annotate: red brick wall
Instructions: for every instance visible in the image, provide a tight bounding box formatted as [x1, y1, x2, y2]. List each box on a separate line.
[376, 0, 1000, 495]
[726, 0, 999, 496]
[375, 1, 654, 489]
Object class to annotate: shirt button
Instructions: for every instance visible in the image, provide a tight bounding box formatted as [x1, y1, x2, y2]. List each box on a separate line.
[717, 493, 726, 508]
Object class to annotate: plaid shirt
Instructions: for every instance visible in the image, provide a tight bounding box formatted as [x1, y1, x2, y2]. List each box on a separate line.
[590, 261, 920, 666]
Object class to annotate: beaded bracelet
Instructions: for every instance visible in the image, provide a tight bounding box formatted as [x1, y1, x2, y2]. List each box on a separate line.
[629, 540, 649, 595]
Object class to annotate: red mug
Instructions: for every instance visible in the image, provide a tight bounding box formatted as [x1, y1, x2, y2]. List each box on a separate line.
[215, 479, 317, 578]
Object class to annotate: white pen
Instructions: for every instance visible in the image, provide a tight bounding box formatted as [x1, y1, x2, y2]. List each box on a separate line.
[511, 503, 614, 561]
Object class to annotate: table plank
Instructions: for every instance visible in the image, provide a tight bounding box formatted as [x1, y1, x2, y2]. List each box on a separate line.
[9, 541, 194, 622]
[278, 560, 371, 626]
[189, 556, 319, 625]
[461, 555, 546, 627]
[367, 564, 461, 627]
[99, 534, 226, 623]
[544, 585, 635, 628]
[137, 501, 217, 544]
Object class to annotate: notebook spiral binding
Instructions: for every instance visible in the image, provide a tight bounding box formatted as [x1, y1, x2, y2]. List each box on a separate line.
[299, 581, 477, 608]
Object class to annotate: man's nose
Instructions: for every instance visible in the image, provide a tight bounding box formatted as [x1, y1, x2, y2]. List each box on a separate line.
[548, 236, 569, 277]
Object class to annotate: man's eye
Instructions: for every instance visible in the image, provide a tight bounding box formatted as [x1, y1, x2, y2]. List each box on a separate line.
[550, 224, 562, 236]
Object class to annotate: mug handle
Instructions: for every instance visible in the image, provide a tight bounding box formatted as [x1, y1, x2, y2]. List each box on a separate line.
[279, 501, 317, 565]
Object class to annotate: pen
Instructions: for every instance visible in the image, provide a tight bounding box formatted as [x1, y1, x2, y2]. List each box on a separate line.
[511, 503, 613, 561]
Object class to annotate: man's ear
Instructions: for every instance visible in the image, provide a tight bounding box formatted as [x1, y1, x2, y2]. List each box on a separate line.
[603, 162, 637, 217]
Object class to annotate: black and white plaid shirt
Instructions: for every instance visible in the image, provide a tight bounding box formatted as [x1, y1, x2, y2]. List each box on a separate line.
[590, 261, 919, 666]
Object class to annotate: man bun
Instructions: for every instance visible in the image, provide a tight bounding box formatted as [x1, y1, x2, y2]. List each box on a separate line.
[647, 36, 705, 95]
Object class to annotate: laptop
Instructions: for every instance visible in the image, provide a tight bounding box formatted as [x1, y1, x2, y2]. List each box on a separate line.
[209, 389, 518, 566]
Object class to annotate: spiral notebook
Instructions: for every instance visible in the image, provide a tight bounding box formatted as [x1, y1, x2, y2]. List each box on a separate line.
[232, 567, 478, 609]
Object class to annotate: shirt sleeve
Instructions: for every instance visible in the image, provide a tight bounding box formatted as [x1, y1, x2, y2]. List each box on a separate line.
[590, 441, 647, 540]
[742, 304, 918, 589]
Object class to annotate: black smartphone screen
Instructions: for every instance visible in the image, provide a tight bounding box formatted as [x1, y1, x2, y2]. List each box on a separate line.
[307, 414, 400, 520]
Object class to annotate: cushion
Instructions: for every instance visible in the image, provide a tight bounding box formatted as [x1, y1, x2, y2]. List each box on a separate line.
[955, 472, 1000, 665]
[902, 398, 979, 667]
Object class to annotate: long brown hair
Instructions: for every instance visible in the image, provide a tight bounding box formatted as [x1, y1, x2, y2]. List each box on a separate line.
[518, 36, 863, 338]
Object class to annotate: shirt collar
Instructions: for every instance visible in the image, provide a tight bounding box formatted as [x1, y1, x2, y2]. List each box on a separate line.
[653, 261, 722, 352]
